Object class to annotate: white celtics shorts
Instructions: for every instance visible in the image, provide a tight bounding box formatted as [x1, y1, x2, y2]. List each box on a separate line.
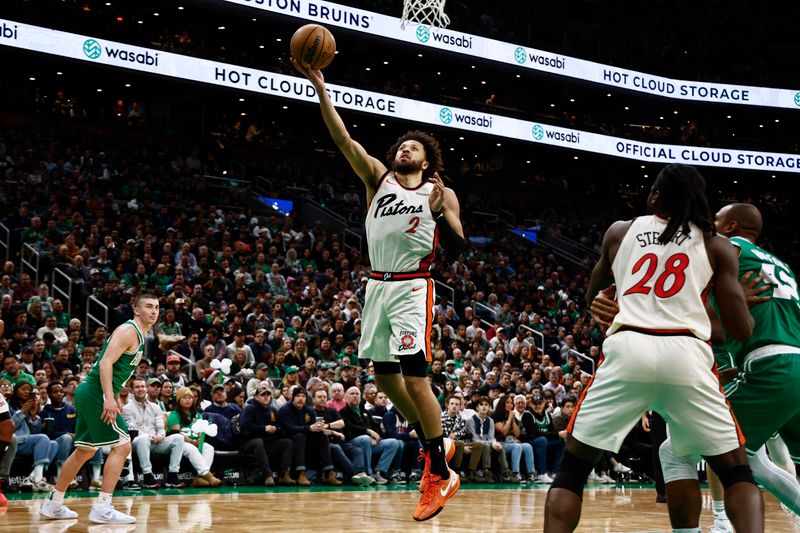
[359, 273, 434, 363]
[569, 330, 743, 457]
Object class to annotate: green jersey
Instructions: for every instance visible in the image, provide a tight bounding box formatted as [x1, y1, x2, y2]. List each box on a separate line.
[723, 237, 800, 367]
[83, 320, 145, 395]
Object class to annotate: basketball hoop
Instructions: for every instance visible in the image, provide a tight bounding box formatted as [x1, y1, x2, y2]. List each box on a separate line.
[401, 0, 451, 29]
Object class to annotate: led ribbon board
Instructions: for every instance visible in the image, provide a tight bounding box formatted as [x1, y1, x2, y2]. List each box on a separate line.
[220, 0, 800, 110]
[2, 19, 800, 173]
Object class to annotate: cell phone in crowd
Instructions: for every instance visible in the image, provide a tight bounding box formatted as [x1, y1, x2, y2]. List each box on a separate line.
[315, 417, 325, 425]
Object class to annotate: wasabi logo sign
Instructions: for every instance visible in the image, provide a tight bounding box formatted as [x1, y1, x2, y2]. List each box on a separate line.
[531, 124, 580, 144]
[514, 47, 526, 65]
[82, 38, 159, 66]
[795, 92, 800, 107]
[416, 26, 430, 43]
[83, 39, 101, 59]
[414, 25, 472, 49]
[439, 107, 492, 129]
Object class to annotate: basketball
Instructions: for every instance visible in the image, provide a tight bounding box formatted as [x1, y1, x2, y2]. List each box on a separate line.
[290, 24, 336, 70]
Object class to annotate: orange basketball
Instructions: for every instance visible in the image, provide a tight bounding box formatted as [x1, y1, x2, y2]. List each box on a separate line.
[290, 24, 336, 70]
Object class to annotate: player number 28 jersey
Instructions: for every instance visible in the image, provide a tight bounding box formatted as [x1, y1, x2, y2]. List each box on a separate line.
[365, 172, 438, 273]
[608, 215, 713, 340]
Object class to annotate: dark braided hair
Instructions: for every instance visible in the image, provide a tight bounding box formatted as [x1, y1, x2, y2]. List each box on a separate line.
[652, 164, 715, 244]
[386, 130, 443, 179]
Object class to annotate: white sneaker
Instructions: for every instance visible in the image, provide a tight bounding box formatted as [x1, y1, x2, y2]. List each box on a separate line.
[19, 475, 35, 489]
[600, 474, 616, 483]
[708, 519, 733, 533]
[612, 462, 631, 474]
[351, 472, 371, 486]
[89, 504, 136, 524]
[33, 479, 54, 492]
[534, 473, 554, 484]
[40, 499, 79, 520]
[587, 471, 601, 483]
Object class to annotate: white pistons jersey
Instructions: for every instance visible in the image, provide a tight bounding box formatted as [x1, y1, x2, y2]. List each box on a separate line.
[365, 172, 438, 273]
[608, 215, 713, 340]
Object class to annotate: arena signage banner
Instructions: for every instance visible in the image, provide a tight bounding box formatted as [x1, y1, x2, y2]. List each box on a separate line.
[220, 0, 800, 110]
[3, 19, 800, 173]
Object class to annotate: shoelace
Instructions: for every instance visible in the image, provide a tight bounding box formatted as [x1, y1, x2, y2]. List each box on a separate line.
[417, 474, 442, 507]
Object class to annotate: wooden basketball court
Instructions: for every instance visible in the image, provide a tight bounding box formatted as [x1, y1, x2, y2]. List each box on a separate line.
[1, 485, 796, 532]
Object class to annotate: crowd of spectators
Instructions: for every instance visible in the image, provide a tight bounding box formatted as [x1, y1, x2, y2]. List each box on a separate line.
[0, 114, 639, 492]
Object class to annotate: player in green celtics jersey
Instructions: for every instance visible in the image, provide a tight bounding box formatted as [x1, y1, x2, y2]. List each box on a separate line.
[40, 292, 160, 524]
[656, 203, 800, 533]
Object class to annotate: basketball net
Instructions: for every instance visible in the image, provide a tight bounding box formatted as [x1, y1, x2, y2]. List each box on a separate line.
[401, 0, 451, 29]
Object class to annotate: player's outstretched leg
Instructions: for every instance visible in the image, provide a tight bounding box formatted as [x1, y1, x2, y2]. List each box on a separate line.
[544, 437, 603, 533]
[705, 447, 764, 533]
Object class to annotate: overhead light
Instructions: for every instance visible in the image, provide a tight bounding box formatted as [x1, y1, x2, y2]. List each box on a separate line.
[526, 160, 531, 164]
[759, 124, 764, 128]
[29, 77, 35, 81]
[380, 123, 386, 127]
[137, 20, 143, 24]
[282, 105, 288, 109]
[673, 110, 678, 114]
[659, 116, 664, 119]
[259, 45, 264, 49]
[252, 18, 257, 21]
[56, 71, 62, 75]
[606, 93, 611, 97]
[775, 119, 780, 123]
[218, 26, 226, 30]
[573, 156, 579, 160]
[569, 98, 575, 102]
[515, 74, 521, 78]
[239, 98, 245, 102]
[352, 124, 357, 128]
[383, 61, 388, 65]
[644, 174, 649, 178]
[462, 86, 467, 90]
[624, 106, 629, 110]
[641, 165, 645, 169]
[458, 137, 464, 140]
[437, 72, 441, 75]
[97, 88, 103, 92]
[471, 65, 476, 69]
[178, 6, 184, 10]
[240, 112, 246, 116]
[772, 174, 776, 178]
[733, 180, 738, 184]
[417, 53, 423, 57]
[727, 115, 732, 119]
[481, 80, 486, 85]
[153, 12, 159, 16]
[550, 104, 555, 108]
[276, 38, 282, 42]
[449, 147, 455, 151]
[496, 143, 501, 146]
[124, 83, 131, 87]
[365, 67, 371, 71]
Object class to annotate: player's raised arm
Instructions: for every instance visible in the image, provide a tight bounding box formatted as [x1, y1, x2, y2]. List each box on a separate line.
[429, 173, 465, 262]
[292, 59, 387, 196]
[98, 324, 138, 424]
[707, 234, 754, 342]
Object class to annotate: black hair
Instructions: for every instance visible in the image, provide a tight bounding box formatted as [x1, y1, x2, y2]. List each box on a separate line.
[386, 130, 444, 179]
[652, 164, 715, 244]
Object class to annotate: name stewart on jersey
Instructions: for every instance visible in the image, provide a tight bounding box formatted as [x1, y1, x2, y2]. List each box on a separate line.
[372, 193, 425, 219]
[635, 230, 691, 247]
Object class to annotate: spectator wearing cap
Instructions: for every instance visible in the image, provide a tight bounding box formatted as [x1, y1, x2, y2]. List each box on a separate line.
[145, 377, 163, 407]
[226, 330, 255, 368]
[166, 387, 222, 487]
[240, 383, 296, 486]
[18, 345, 36, 375]
[204, 383, 242, 420]
[526, 394, 566, 481]
[123, 377, 186, 489]
[443, 360, 458, 382]
[160, 353, 188, 388]
[339, 386, 401, 485]
[247, 364, 271, 398]
[282, 365, 300, 389]
[277, 387, 339, 486]
[1, 354, 36, 387]
[336, 363, 357, 388]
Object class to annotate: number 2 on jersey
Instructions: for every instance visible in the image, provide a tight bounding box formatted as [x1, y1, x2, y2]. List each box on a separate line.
[405, 216, 421, 234]
[623, 253, 690, 298]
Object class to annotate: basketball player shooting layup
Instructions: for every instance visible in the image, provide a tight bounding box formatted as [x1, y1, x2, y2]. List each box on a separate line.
[293, 59, 466, 521]
[543, 164, 765, 533]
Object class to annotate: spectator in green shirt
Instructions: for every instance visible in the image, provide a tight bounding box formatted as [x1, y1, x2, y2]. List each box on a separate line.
[148, 264, 171, 292]
[0, 354, 37, 387]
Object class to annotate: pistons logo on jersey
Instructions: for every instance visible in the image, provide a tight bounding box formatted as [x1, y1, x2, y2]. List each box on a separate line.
[399, 330, 418, 351]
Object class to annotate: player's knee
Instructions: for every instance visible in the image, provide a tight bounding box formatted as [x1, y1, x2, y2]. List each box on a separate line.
[659, 439, 699, 484]
[717, 463, 756, 489]
[399, 351, 428, 378]
[550, 450, 595, 499]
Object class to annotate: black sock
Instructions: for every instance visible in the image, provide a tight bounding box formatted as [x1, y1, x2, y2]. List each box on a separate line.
[411, 422, 427, 451]
[426, 435, 450, 479]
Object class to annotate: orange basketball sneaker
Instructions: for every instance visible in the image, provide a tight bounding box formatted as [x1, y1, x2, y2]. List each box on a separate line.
[418, 437, 455, 493]
[413, 466, 460, 522]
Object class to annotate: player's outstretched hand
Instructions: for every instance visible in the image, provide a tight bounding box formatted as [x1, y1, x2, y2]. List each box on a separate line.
[739, 271, 771, 307]
[290, 58, 325, 90]
[590, 284, 618, 327]
[429, 172, 445, 213]
[102, 396, 120, 425]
